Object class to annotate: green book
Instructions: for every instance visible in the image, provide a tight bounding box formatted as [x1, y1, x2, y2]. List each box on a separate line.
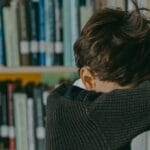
[63, 0, 72, 66]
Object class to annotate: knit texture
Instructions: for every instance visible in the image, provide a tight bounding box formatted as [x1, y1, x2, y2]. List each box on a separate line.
[46, 81, 150, 150]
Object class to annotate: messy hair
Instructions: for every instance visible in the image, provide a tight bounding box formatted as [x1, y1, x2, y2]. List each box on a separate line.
[74, 0, 150, 86]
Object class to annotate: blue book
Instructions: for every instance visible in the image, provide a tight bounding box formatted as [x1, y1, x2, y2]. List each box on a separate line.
[45, 0, 55, 66]
[38, 0, 46, 66]
[0, 4, 4, 65]
[70, 0, 80, 66]
[63, 0, 72, 66]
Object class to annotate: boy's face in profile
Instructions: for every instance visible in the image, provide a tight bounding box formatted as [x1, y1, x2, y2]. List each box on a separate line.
[80, 67, 133, 93]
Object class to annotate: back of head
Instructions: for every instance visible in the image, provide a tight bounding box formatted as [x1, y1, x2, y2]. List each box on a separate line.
[74, 0, 150, 86]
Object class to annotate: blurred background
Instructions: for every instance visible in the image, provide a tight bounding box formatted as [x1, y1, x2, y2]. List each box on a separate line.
[0, 0, 149, 150]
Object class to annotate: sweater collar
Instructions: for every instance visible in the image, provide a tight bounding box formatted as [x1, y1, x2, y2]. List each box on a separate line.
[53, 83, 101, 102]
[53, 80, 150, 102]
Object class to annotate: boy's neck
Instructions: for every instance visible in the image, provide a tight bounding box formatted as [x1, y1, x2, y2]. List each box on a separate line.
[94, 80, 133, 93]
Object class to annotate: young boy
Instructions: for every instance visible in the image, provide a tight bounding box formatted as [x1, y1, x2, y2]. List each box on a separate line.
[46, 3, 150, 150]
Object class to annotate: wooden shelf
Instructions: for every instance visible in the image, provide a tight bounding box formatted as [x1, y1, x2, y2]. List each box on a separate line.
[0, 66, 77, 74]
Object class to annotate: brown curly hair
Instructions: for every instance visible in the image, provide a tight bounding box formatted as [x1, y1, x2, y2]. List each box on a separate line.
[74, 2, 150, 86]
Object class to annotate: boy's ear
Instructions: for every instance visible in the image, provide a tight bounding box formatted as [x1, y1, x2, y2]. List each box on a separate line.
[80, 67, 96, 91]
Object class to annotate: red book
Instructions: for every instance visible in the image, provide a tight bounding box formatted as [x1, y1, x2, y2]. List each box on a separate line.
[7, 82, 16, 150]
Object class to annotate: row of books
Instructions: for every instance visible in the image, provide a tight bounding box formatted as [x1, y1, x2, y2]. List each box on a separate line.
[0, 0, 149, 67]
[0, 0, 97, 67]
[0, 80, 53, 150]
[0, 0, 140, 68]
[1, 79, 150, 150]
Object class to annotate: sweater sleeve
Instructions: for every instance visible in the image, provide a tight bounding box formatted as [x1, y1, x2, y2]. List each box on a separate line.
[46, 94, 109, 150]
[87, 81, 150, 149]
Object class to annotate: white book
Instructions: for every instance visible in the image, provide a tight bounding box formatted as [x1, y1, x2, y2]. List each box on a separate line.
[80, 6, 93, 30]
[14, 93, 28, 150]
[3, 7, 13, 67]
[3, 3, 20, 67]
[27, 98, 35, 150]
[42, 91, 49, 106]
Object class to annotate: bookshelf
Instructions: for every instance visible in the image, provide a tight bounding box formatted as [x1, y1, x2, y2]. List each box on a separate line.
[0, 66, 77, 73]
[0, 66, 77, 85]
[0, 66, 77, 86]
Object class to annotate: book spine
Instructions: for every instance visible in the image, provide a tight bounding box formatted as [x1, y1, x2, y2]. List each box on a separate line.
[30, 40, 39, 65]
[63, 0, 72, 66]
[54, 0, 63, 66]
[27, 98, 36, 150]
[7, 83, 15, 150]
[80, 0, 86, 6]
[0, 5, 4, 66]
[3, 6, 13, 67]
[70, 0, 80, 66]
[10, 2, 20, 66]
[0, 92, 4, 150]
[34, 87, 45, 150]
[0, 83, 9, 149]
[14, 93, 28, 150]
[45, 0, 55, 66]
[38, 0, 46, 66]
[18, 0, 30, 66]
[80, 5, 93, 30]
[27, 0, 39, 66]
[0, 92, 2, 147]
[42, 91, 49, 126]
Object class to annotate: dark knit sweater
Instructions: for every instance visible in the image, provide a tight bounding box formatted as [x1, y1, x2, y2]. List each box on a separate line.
[46, 81, 150, 150]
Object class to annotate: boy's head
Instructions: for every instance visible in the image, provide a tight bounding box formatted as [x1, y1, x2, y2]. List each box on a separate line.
[74, 7, 150, 92]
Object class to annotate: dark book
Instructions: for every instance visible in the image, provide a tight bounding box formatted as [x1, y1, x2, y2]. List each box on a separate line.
[54, 0, 63, 66]
[0, 81, 9, 149]
[27, 0, 39, 66]
[3, 0, 10, 6]
[33, 86, 45, 150]
[0, 1, 5, 66]
[0, 85, 3, 148]
[38, 83, 49, 127]
[18, 0, 30, 66]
